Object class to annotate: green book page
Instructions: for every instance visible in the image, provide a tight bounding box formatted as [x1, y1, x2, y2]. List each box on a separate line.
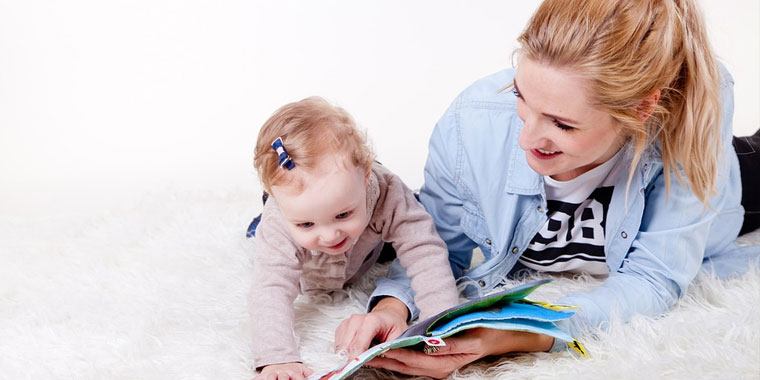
[314, 335, 424, 380]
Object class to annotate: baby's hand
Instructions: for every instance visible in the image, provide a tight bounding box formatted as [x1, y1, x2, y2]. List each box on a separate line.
[254, 362, 312, 380]
[334, 298, 409, 356]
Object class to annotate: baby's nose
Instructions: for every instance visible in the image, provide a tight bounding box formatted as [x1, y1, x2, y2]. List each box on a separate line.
[320, 230, 342, 245]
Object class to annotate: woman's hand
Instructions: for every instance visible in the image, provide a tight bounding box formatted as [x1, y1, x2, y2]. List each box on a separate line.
[254, 362, 312, 380]
[334, 297, 409, 355]
[365, 328, 554, 379]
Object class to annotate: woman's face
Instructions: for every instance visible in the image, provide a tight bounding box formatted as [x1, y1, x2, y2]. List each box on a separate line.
[514, 57, 626, 181]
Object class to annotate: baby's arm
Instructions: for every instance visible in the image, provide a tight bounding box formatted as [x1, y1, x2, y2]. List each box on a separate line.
[250, 208, 305, 370]
[377, 177, 460, 319]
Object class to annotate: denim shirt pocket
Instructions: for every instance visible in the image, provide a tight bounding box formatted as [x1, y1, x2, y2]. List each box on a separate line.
[461, 207, 493, 254]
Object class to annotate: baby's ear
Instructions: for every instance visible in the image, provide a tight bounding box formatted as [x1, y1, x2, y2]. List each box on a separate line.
[363, 166, 372, 185]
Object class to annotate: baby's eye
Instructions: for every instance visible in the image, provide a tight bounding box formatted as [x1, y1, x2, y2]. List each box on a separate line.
[296, 222, 314, 229]
[335, 211, 353, 220]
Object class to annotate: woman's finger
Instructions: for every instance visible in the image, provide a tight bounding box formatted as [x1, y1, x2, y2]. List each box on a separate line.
[367, 355, 447, 378]
[423, 333, 479, 356]
[371, 348, 448, 369]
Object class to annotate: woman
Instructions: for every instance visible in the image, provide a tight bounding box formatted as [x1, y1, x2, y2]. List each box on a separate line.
[333, 0, 760, 377]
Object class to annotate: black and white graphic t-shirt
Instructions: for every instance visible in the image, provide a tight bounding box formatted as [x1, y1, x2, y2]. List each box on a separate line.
[519, 149, 626, 275]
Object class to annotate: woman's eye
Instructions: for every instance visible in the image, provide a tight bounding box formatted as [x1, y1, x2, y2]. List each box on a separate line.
[554, 121, 575, 131]
[296, 222, 314, 229]
[512, 88, 522, 99]
[335, 211, 353, 220]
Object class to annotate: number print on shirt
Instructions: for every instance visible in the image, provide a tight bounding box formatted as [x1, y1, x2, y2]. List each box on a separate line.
[520, 186, 613, 273]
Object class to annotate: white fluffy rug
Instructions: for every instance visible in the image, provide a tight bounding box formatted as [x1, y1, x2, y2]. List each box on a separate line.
[2, 188, 759, 380]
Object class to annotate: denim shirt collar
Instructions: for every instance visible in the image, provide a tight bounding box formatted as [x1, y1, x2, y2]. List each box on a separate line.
[503, 139, 661, 197]
[504, 131, 543, 195]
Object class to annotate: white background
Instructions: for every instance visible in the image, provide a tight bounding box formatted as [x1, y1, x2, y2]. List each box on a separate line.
[1, 0, 758, 218]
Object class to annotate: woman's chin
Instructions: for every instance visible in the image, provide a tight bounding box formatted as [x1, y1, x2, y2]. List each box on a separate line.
[525, 159, 557, 177]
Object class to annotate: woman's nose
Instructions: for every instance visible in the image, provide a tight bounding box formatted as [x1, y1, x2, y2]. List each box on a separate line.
[519, 113, 547, 147]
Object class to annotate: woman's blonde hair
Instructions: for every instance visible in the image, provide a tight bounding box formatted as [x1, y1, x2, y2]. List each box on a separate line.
[518, 0, 721, 204]
[254, 96, 374, 193]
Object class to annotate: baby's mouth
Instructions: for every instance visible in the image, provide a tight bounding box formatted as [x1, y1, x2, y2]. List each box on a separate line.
[328, 237, 348, 250]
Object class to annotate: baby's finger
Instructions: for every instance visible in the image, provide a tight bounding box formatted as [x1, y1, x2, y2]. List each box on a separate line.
[345, 320, 379, 355]
[334, 316, 361, 352]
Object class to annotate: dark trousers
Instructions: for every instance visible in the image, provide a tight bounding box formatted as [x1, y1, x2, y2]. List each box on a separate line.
[733, 128, 760, 235]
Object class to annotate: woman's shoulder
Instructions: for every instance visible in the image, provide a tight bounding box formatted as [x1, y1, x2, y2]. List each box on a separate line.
[717, 61, 734, 89]
[453, 68, 518, 108]
[435, 68, 521, 138]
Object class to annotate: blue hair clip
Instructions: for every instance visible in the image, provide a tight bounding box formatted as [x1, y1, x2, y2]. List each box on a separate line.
[271, 136, 295, 170]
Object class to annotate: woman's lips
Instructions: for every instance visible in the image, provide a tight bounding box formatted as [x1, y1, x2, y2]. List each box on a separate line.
[531, 148, 562, 160]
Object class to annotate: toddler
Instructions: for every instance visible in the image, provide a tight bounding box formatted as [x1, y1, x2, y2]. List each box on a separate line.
[249, 97, 459, 379]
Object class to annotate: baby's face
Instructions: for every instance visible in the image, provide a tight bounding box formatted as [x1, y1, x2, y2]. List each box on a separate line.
[271, 154, 370, 255]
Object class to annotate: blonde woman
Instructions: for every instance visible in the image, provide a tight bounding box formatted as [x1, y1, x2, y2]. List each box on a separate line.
[333, 0, 760, 377]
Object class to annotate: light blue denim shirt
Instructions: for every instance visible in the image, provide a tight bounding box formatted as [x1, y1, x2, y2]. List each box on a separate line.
[370, 64, 760, 345]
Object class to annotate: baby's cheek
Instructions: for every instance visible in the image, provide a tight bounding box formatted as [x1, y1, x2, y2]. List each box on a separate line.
[349, 218, 370, 238]
[289, 230, 314, 250]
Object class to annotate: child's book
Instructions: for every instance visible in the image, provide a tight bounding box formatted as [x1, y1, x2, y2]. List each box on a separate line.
[310, 279, 588, 380]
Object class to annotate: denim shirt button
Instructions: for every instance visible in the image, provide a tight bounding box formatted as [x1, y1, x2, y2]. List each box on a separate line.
[478, 280, 486, 287]
[511, 246, 519, 254]
[537, 206, 544, 213]
[621, 231, 628, 239]
[485, 238, 492, 246]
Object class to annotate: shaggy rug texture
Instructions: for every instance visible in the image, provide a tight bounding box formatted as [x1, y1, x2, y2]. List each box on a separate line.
[2, 188, 759, 379]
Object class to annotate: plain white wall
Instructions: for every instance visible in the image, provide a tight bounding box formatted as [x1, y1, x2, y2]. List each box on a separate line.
[1, 0, 758, 217]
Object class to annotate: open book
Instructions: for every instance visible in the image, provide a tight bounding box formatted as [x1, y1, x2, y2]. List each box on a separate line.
[310, 279, 588, 380]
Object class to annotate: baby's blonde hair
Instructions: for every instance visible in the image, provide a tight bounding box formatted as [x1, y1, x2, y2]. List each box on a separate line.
[254, 97, 374, 193]
[519, 0, 721, 204]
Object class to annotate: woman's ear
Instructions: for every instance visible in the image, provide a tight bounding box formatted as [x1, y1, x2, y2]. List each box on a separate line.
[637, 89, 661, 122]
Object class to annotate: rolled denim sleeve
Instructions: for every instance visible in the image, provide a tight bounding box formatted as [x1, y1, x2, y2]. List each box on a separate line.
[368, 259, 419, 321]
[557, 169, 719, 336]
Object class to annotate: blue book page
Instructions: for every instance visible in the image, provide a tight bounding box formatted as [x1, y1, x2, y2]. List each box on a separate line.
[429, 301, 574, 337]
[401, 278, 552, 338]
[430, 318, 575, 343]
